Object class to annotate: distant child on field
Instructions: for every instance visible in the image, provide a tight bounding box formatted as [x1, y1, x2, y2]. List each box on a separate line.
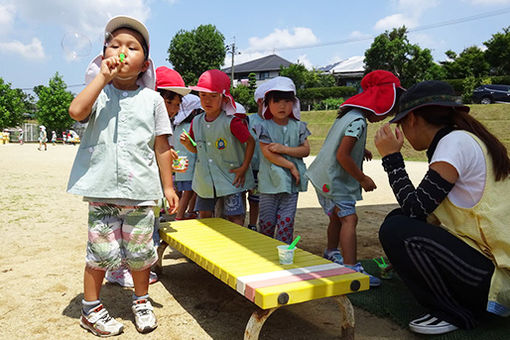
[180, 69, 255, 226]
[38, 126, 47, 150]
[254, 76, 310, 243]
[67, 15, 179, 336]
[306, 70, 404, 287]
[18, 128, 23, 145]
[51, 130, 57, 145]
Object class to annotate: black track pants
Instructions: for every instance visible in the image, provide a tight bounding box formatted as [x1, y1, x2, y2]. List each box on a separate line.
[379, 209, 494, 329]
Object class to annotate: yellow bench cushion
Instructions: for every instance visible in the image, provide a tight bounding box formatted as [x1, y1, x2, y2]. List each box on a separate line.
[159, 218, 369, 309]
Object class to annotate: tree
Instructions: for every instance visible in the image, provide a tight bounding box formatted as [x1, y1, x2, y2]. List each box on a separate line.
[231, 85, 257, 113]
[441, 46, 489, 79]
[279, 64, 336, 89]
[248, 73, 257, 92]
[167, 24, 226, 85]
[364, 27, 437, 87]
[484, 26, 510, 75]
[34, 72, 75, 133]
[0, 78, 26, 129]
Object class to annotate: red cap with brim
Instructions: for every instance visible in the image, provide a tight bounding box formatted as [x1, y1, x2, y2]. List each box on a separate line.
[155, 67, 191, 96]
[340, 70, 403, 116]
[189, 69, 236, 115]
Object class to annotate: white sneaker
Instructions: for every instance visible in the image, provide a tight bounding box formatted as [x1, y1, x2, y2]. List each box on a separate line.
[132, 299, 157, 333]
[409, 314, 459, 334]
[80, 304, 124, 337]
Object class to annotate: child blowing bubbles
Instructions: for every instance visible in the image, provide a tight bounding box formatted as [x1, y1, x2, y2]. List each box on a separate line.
[67, 16, 178, 336]
[306, 70, 404, 287]
[254, 77, 311, 243]
[180, 69, 255, 226]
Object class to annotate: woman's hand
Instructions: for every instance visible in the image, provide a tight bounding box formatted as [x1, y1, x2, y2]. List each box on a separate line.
[374, 123, 404, 157]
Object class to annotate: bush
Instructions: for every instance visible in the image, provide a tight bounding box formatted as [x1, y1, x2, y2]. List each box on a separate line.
[231, 85, 257, 113]
[312, 97, 345, 111]
[462, 76, 477, 103]
[297, 86, 357, 101]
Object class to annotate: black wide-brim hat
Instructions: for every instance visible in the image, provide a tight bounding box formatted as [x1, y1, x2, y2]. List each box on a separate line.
[390, 80, 469, 123]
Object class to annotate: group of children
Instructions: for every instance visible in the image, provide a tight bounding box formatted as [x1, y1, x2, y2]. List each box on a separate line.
[67, 15, 403, 337]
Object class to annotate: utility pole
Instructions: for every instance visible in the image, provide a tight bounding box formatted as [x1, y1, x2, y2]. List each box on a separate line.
[226, 37, 240, 87]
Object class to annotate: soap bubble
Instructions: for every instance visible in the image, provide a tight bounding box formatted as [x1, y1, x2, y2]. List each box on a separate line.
[61, 32, 92, 60]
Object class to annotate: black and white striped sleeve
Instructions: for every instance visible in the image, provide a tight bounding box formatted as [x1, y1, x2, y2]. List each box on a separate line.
[382, 152, 455, 220]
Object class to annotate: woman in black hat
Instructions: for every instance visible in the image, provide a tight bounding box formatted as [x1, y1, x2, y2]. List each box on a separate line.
[374, 80, 510, 335]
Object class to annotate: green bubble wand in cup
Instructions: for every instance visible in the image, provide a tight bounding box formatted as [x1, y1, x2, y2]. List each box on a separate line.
[373, 256, 393, 279]
[287, 235, 301, 250]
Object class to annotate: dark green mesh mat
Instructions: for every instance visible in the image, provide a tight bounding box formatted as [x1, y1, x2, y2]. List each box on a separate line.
[348, 260, 510, 340]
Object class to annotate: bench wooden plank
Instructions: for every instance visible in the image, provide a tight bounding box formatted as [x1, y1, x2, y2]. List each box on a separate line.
[159, 218, 369, 310]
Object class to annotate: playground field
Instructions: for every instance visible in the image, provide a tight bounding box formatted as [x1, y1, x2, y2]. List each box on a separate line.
[0, 143, 429, 339]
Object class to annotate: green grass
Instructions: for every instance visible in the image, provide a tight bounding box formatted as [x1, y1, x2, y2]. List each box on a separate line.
[303, 104, 510, 161]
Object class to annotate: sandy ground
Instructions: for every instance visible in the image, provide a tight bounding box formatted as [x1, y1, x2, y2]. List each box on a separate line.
[0, 143, 427, 339]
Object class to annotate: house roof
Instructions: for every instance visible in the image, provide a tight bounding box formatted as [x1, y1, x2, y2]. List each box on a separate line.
[222, 54, 292, 74]
[319, 56, 365, 73]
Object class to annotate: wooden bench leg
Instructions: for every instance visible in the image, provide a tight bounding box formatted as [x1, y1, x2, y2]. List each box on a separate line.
[244, 306, 278, 340]
[152, 241, 168, 276]
[334, 295, 355, 340]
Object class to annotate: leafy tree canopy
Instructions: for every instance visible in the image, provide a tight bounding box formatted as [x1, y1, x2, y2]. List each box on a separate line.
[364, 27, 437, 87]
[167, 24, 226, 85]
[34, 72, 75, 133]
[279, 63, 336, 89]
[484, 26, 510, 75]
[441, 46, 489, 79]
[0, 78, 27, 129]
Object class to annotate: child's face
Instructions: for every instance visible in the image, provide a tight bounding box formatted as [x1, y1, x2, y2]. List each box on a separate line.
[199, 92, 224, 115]
[164, 96, 181, 118]
[269, 98, 293, 122]
[104, 28, 148, 80]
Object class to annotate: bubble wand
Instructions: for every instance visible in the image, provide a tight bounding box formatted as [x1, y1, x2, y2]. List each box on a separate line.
[287, 235, 301, 250]
[119, 53, 125, 63]
[183, 130, 197, 147]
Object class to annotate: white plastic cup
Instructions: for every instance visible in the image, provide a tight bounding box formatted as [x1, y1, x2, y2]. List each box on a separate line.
[277, 245, 295, 265]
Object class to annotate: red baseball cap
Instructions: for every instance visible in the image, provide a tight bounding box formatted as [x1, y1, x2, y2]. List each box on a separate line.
[189, 69, 236, 115]
[155, 67, 191, 96]
[340, 70, 404, 116]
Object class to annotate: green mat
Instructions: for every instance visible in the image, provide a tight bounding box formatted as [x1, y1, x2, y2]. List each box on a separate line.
[348, 260, 510, 340]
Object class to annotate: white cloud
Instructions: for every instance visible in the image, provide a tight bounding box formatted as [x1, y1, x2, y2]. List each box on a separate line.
[246, 27, 319, 52]
[375, 0, 439, 31]
[470, 0, 510, 4]
[374, 13, 418, 30]
[296, 55, 313, 70]
[6, 0, 150, 42]
[0, 38, 45, 60]
[0, 3, 15, 34]
[349, 30, 372, 39]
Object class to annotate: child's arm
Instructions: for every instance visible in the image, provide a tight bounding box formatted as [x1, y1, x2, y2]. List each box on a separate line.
[267, 139, 310, 158]
[69, 56, 122, 121]
[337, 136, 376, 191]
[155, 135, 179, 214]
[230, 135, 255, 187]
[260, 141, 300, 185]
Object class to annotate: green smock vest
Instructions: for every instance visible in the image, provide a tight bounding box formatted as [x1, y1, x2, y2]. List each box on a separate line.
[192, 111, 254, 198]
[306, 109, 367, 201]
[257, 119, 308, 194]
[67, 85, 163, 200]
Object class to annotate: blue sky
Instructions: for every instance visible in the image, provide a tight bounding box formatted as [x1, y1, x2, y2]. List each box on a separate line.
[1, 0, 510, 94]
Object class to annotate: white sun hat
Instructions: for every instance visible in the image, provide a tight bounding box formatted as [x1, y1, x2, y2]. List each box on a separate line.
[84, 15, 155, 89]
[262, 76, 301, 120]
[173, 94, 202, 126]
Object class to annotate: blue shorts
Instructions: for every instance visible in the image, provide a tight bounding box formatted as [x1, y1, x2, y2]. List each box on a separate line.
[195, 192, 245, 216]
[315, 190, 356, 218]
[175, 180, 192, 192]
